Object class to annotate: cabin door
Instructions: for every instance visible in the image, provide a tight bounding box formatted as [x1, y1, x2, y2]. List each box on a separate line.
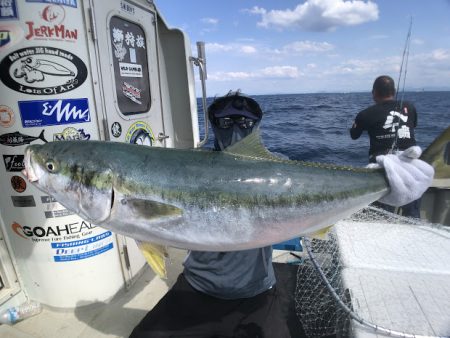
[90, 0, 164, 145]
[89, 0, 164, 281]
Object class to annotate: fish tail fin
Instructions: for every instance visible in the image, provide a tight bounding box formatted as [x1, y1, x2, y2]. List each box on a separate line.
[420, 126, 450, 179]
[38, 130, 48, 143]
[135, 240, 168, 279]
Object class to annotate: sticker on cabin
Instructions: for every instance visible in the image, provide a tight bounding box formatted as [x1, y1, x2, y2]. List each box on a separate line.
[11, 220, 96, 242]
[41, 195, 57, 203]
[19, 98, 90, 128]
[119, 62, 142, 78]
[45, 209, 74, 218]
[0, 0, 18, 20]
[25, 0, 77, 9]
[3, 154, 24, 172]
[11, 175, 26, 193]
[0, 130, 47, 147]
[125, 121, 154, 146]
[111, 122, 122, 138]
[0, 46, 87, 95]
[53, 127, 90, 141]
[122, 82, 142, 104]
[11, 195, 36, 207]
[25, 4, 78, 42]
[112, 27, 146, 62]
[52, 231, 113, 262]
[0, 25, 24, 50]
[0, 105, 15, 127]
[120, 1, 135, 15]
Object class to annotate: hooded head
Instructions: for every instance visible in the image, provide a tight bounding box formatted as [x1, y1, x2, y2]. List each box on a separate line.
[208, 91, 263, 150]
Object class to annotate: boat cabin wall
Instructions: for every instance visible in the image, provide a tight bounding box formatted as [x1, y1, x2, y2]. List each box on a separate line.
[155, 10, 201, 149]
[0, 0, 200, 310]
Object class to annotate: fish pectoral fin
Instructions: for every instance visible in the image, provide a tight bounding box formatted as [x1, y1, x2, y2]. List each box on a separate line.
[123, 198, 183, 221]
[307, 225, 334, 240]
[136, 240, 168, 279]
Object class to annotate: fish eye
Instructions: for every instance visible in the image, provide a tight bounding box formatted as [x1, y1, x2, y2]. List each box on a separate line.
[45, 161, 57, 173]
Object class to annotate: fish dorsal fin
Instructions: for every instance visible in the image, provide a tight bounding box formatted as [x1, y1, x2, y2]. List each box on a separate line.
[224, 129, 282, 162]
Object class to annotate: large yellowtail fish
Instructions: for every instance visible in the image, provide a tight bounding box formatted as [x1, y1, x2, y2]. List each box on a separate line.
[22, 129, 448, 277]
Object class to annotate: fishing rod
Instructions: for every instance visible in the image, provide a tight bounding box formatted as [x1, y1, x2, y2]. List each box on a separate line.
[390, 17, 413, 153]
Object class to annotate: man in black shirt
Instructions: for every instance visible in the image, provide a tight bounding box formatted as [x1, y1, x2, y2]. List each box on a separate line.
[350, 75, 420, 217]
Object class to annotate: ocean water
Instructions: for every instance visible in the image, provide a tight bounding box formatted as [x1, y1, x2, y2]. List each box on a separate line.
[199, 91, 450, 167]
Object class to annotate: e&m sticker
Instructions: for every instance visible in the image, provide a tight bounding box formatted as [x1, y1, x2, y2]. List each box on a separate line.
[19, 98, 90, 128]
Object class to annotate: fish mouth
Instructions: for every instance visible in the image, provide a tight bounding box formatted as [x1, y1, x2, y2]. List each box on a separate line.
[22, 148, 38, 183]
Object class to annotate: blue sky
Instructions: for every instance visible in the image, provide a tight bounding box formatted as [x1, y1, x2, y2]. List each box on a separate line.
[155, 0, 450, 96]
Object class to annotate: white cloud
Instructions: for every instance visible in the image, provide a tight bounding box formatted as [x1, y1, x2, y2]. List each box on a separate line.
[260, 66, 301, 78]
[240, 45, 258, 54]
[201, 17, 218, 25]
[208, 66, 301, 81]
[430, 48, 450, 60]
[205, 42, 257, 54]
[283, 40, 334, 53]
[205, 42, 233, 52]
[250, 0, 379, 31]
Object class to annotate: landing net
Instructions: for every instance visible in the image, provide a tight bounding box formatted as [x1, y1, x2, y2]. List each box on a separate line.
[294, 206, 450, 338]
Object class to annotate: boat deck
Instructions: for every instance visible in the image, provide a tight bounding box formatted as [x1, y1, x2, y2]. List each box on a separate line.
[335, 220, 450, 337]
[0, 250, 305, 338]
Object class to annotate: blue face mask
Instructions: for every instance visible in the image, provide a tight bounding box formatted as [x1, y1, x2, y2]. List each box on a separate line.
[212, 119, 261, 150]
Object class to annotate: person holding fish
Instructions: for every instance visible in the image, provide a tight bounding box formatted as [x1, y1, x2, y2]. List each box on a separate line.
[130, 91, 294, 337]
[350, 75, 424, 217]
[129, 91, 434, 338]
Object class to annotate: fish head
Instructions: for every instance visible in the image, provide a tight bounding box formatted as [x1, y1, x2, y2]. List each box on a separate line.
[22, 142, 114, 224]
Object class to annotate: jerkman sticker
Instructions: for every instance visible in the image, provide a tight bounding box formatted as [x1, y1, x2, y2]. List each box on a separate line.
[0, 46, 87, 95]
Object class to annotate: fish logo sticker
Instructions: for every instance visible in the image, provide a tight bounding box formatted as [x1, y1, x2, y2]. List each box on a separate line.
[0, 46, 87, 95]
[19, 98, 90, 127]
[0, 130, 47, 147]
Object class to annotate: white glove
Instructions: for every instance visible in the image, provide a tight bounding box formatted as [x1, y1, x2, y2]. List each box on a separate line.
[370, 146, 434, 206]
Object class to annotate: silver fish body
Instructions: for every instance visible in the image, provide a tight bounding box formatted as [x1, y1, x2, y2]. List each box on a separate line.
[23, 135, 388, 251]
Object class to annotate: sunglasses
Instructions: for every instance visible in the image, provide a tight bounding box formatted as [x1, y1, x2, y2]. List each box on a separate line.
[215, 116, 257, 129]
[209, 96, 262, 117]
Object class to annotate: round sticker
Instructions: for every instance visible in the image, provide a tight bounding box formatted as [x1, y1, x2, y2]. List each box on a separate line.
[111, 122, 122, 138]
[0, 105, 15, 127]
[11, 175, 26, 193]
[125, 121, 154, 146]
